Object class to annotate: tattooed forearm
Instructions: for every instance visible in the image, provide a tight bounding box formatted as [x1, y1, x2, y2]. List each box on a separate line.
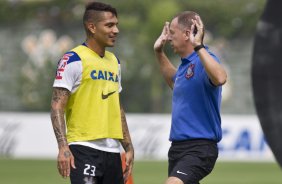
[51, 109, 68, 147]
[119, 105, 134, 152]
[51, 87, 71, 104]
[50, 88, 70, 148]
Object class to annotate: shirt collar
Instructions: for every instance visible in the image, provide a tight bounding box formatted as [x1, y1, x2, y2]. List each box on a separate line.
[180, 45, 208, 64]
[181, 51, 197, 64]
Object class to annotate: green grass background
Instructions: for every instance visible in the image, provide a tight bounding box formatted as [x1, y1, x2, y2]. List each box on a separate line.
[0, 159, 281, 184]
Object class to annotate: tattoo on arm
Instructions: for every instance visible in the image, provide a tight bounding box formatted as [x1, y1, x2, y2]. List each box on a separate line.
[119, 105, 134, 152]
[50, 88, 71, 148]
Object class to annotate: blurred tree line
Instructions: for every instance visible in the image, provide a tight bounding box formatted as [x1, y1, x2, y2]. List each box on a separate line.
[0, 0, 266, 112]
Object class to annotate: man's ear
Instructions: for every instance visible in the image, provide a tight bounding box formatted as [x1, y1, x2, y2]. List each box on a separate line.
[87, 22, 96, 34]
[184, 30, 190, 41]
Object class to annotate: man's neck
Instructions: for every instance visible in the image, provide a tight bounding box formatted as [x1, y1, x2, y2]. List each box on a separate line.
[180, 45, 194, 58]
[85, 39, 105, 57]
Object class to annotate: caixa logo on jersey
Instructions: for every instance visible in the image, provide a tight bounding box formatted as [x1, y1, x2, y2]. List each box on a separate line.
[90, 70, 119, 82]
[56, 53, 73, 80]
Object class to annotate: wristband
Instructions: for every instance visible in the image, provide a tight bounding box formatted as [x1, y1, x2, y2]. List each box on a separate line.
[194, 45, 204, 52]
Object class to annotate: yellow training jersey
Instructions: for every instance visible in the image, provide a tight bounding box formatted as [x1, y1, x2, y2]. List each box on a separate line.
[64, 45, 123, 142]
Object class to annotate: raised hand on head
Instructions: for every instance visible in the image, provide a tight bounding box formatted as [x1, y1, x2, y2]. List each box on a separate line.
[154, 22, 170, 52]
[189, 15, 204, 47]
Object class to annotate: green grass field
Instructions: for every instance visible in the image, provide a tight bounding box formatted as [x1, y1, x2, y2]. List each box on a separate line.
[0, 159, 281, 184]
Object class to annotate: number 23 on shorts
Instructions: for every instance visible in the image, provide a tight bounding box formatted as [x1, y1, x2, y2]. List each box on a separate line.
[83, 164, 96, 176]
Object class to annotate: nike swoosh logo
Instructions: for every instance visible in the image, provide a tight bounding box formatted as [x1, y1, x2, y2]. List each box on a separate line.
[176, 170, 188, 175]
[102, 91, 116, 100]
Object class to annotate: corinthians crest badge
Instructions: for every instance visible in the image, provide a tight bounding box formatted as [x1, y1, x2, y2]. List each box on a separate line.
[185, 63, 195, 79]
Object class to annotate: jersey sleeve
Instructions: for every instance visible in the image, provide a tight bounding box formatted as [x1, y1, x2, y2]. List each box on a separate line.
[53, 51, 82, 92]
[203, 51, 221, 87]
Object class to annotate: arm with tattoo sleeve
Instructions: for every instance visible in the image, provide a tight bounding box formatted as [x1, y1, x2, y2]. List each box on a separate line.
[50, 87, 75, 178]
[119, 104, 134, 182]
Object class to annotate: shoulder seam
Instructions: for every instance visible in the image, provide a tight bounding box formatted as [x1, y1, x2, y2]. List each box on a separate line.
[64, 51, 81, 64]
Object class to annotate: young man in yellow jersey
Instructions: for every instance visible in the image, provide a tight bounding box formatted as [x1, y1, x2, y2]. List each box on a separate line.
[50, 2, 134, 184]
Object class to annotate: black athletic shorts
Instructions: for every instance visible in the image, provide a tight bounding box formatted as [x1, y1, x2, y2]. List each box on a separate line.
[69, 145, 124, 184]
[168, 139, 218, 184]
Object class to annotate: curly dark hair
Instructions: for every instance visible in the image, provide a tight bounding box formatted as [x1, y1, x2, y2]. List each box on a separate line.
[83, 1, 117, 36]
[84, 1, 117, 17]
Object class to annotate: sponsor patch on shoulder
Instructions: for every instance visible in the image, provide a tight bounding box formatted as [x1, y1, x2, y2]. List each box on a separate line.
[55, 53, 73, 80]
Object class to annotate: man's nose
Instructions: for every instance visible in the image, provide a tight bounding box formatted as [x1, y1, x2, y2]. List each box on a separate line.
[113, 26, 119, 34]
[168, 34, 172, 41]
